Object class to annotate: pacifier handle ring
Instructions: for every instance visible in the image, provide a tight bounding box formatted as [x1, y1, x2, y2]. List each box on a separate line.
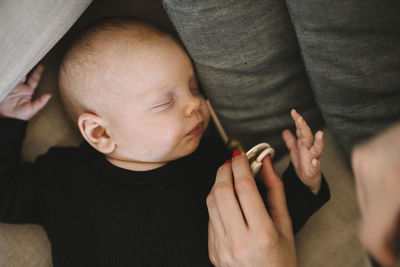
[246, 143, 275, 176]
[206, 99, 276, 176]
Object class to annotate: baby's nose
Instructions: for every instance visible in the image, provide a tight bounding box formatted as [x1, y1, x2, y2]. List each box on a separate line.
[184, 95, 201, 117]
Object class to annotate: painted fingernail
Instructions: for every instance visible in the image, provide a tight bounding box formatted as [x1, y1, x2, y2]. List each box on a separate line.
[224, 160, 231, 164]
[232, 149, 241, 158]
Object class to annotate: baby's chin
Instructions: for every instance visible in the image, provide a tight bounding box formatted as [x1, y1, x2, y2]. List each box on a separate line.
[172, 133, 204, 160]
[157, 121, 210, 162]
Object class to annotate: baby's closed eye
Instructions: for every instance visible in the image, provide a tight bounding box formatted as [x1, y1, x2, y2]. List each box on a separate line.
[151, 94, 176, 111]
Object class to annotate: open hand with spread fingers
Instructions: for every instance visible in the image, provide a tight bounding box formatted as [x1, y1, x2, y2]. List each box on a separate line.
[0, 65, 51, 121]
[282, 109, 324, 195]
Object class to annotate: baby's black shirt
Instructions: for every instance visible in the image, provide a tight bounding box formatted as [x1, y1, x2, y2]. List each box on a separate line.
[0, 118, 329, 267]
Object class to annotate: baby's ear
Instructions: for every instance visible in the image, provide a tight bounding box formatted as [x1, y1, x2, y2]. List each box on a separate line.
[77, 113, 115, 154]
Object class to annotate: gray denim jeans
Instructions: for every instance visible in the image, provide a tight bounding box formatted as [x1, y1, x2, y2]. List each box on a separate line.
[286, 0, 400, 155]
[163, 0, 324, 157]
[163, 0, 400, 156]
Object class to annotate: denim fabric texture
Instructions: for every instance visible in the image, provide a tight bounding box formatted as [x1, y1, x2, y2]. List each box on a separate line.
[163, 0, 324, 157]
[286, 0, 400, 154]
[163, 0, 400, 157]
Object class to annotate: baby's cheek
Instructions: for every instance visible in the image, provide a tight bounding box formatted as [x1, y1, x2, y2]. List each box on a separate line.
[138, 116, 186, 158]
[134, 135, 175, 161]
[152, 120, 182, 144]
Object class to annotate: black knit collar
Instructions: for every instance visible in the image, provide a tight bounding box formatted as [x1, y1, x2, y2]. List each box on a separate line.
[80, 142, 193, 186]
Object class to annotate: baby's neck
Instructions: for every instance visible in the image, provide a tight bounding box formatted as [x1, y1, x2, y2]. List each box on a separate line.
[105, 156, 168, 171]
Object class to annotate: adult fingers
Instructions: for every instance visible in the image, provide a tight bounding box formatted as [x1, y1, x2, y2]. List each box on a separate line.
[311, 131, 324, 158]
[260, 156, 293, 236]
[208, 221, 217, 265]
[291, 109, 313, 149]
[206, 193, 225, 239]
[209, 162, 247, 236]
[27, 65, 45, 90]
[230, 151, 272, 231]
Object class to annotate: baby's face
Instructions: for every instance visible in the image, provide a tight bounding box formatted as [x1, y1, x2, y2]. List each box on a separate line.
[100, 37, 210, 169]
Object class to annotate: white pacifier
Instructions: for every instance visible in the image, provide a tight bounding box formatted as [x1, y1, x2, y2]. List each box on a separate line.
[206, 100, 275, 176]
[246, 143, 275, 176]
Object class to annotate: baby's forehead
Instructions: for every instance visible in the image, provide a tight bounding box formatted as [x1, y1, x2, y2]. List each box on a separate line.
[59, 17, 184, 121]
[93, 24, 169, 52]
[88, 28, 175, 72]
[84, 36, 160, 78]
[75, 26, 188, 96]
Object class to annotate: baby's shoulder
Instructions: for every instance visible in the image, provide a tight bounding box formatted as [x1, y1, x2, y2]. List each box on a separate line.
[33, 144, 96, 192]
[35, 145, 84, 167]
[43, 145, 81, 157]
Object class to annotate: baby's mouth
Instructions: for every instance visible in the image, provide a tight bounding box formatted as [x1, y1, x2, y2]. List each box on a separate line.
[187, 121, 204, 136]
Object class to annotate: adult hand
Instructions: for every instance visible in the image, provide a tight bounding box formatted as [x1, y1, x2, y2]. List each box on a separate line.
[0, 65, 51, 120]
[206, 151, 297, 267]
[352, 122, 400, 266]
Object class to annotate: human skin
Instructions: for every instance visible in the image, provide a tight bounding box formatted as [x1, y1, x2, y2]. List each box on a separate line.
[72, 33, 211, 171]
[207, 154, 297, 267]
[206, 110, 324, 266]
[1, 34, 211, 173]
[2, 65, 297, 267]
[0, 65, 51, 120]
[2, 66, 296, 267]
[1, 29, 322, 267]
[352, 122, 400, 267]
[282, 109, 324, 195]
